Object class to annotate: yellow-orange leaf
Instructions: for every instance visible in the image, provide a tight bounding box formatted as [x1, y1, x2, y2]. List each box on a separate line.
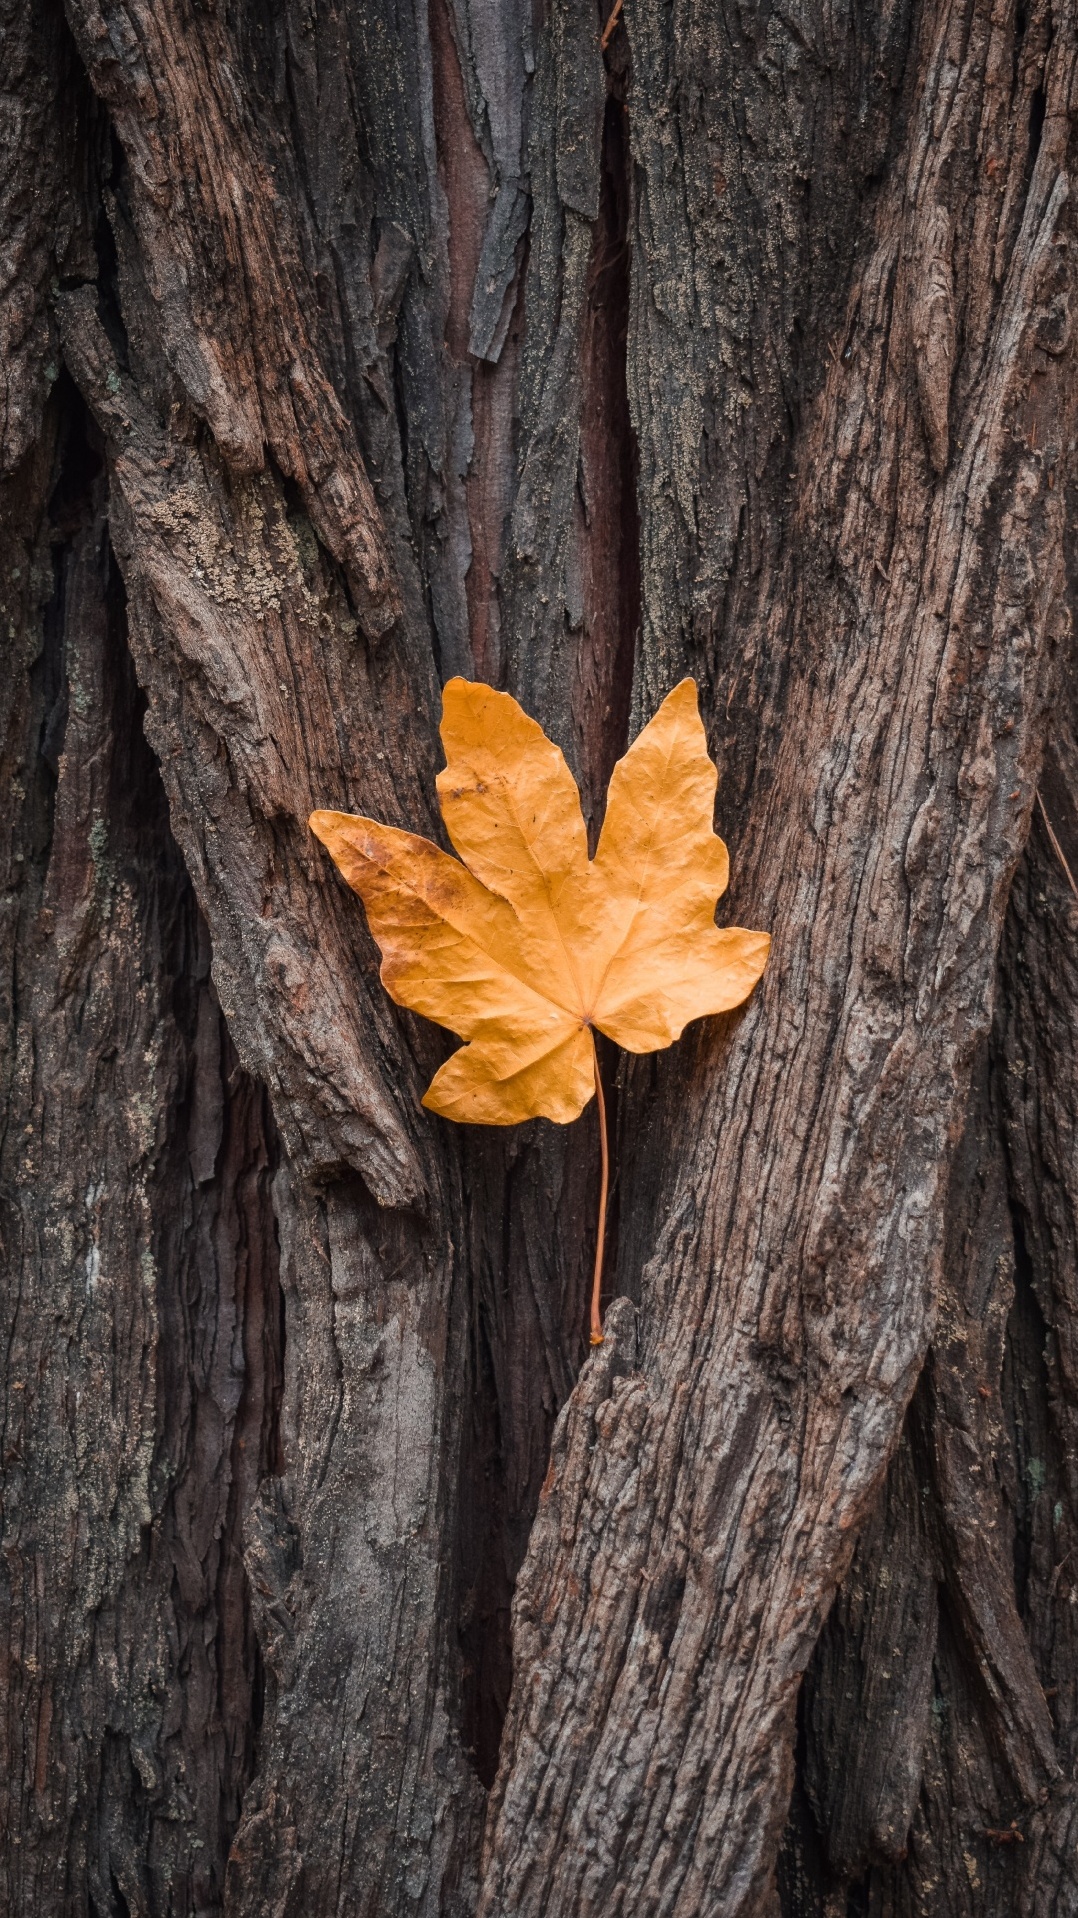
[310, 677, 770, 1126]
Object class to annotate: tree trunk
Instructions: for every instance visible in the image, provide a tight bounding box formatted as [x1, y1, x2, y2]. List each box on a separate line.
[2, 0, 1077, 1910]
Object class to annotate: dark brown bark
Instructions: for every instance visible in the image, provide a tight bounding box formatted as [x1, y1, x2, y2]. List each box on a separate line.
[781, 661, 1078, 1917]
[2, 0, 1077, 1913]
[0, 399, 281, 1915]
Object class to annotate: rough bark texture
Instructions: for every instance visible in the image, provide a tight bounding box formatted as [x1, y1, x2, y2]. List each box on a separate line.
[2, 0, 1077, 1914]
[0, 402, 282, 1915]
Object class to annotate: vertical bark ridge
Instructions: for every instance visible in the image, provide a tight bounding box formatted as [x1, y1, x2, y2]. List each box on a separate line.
[61, 0, 400, 634]
[480, 0, 1078, 1908]
[781, 631, 1078, 1913]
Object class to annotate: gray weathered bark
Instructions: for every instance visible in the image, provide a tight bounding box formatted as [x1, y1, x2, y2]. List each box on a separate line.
[1, 0, 1077, 1912]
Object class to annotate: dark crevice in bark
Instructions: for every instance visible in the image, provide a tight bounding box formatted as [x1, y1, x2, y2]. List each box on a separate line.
[452, 27, 641, 1797]
[457, 1287, 514, 1789]
[575, 51, 639, 840]
[1002, 1212, 1055, 1626]
[1028, 85, 1047, 166]
[775, 1684, 832, 1916]
[454, 1111, 596, 1792]
[92, 132, 129, 370]
[32, 383, 97, 845]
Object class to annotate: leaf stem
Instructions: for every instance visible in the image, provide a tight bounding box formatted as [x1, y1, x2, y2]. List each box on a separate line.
[600, 0, 623, 47]
[590, 1036, 609, 1346]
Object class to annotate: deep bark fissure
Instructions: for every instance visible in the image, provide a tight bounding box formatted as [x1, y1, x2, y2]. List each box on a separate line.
[1003, 1209, 1055, 1625]
[575, 53, 639, 837]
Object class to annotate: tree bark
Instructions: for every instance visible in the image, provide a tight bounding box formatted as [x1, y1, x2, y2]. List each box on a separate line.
[1, 0, 1077, 1913]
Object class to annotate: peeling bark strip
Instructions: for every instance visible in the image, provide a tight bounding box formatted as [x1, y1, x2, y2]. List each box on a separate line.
[56, 285, 429, 1200]
[62, 0, 400, 634]
[3, 0, 1078, 1911]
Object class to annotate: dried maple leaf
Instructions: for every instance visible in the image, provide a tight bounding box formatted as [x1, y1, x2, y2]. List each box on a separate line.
[310, 676, 770, 1340]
